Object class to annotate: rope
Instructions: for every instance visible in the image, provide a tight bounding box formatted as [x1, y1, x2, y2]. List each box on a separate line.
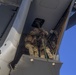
[42, 39, 48, 61]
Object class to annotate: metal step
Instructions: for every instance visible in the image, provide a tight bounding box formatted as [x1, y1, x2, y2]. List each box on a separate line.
[10, 55, 62, 75]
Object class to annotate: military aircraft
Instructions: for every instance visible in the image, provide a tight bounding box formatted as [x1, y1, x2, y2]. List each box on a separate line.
[0, 0, 76, 75]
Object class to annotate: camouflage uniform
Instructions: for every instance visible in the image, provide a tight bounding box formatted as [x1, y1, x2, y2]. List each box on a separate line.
[25, 28, 53, 59]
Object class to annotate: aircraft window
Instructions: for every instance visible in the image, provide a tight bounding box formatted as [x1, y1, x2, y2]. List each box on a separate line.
[32, 18, 45, 28]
